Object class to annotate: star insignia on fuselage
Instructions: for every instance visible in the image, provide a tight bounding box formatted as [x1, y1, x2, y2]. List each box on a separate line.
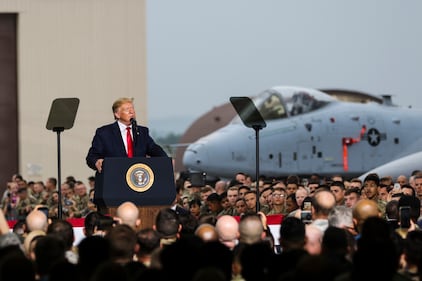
[366, 128, 381, 146]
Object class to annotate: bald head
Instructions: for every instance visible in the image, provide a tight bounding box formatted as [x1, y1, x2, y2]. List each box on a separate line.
[396, 175, 407, 186]
[353, 199, 379, 220]
[239, 213, 264, 244]
[215, 215, 239, 249]
[116, 201, 141, 229]
[195, 223, 218, 242]
[313, 189, 336, 218]
[352, 199, 380, 233]
[26, 210, 49, 232]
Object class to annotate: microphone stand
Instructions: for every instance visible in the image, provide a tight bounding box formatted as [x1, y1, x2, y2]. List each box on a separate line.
[130, 118, 139, 145]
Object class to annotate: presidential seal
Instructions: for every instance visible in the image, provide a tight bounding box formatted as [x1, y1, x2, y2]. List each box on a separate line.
[126, 163, 154, 192]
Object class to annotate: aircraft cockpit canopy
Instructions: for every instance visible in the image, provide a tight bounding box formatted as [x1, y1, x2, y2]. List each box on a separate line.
[231, 87, 335, 123]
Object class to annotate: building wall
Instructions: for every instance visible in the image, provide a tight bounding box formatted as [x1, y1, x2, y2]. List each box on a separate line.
[0, 14, 19, 190]
[0, 0, 147, 187]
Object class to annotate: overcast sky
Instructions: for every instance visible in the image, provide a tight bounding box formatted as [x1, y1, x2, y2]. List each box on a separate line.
[146, 1, 422, 136]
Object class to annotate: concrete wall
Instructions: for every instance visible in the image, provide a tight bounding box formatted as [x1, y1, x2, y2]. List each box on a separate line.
[0, 0, 147, 184]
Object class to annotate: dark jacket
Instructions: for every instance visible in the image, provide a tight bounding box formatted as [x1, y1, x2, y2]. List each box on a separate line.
[86, 121, 168, 170]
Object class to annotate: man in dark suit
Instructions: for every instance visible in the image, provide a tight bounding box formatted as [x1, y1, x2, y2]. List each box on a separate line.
[86, 97, 168, 173]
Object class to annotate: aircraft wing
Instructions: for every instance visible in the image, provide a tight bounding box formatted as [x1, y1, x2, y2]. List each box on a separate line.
[359, 151, 422, 181]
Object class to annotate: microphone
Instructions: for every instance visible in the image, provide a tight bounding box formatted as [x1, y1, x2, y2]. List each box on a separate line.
[130, 118, 139, 136]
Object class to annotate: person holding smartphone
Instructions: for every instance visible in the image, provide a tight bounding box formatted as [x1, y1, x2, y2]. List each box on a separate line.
[396, 195, 421, 238]
[309, 189, 336, 232]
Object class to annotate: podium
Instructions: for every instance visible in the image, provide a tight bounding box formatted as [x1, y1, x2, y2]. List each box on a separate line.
[94, 156, 176, 228]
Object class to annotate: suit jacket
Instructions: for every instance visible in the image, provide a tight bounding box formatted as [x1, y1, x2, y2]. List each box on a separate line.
[86, 121, 168, 171]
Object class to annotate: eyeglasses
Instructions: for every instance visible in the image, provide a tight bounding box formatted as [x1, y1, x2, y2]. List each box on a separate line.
[272, 194, 285, 198]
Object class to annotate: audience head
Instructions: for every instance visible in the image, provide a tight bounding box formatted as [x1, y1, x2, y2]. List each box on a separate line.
[285, 193, 299, 213]
[238, 185, 251, 198]
[238, 213, 265, 245]
[115, 201, 141, 230]
[355, 216, 401, 280]
[215, 215, 240, 250]
[34, 235, 66, 278]
[312, 188, 336, 219]
[321, 226, 349, 257]
[402, 229, 422, 271]
[194, 223, 218, 242]
[328, 205, 355, 235]
[240, 242, 274, 281]
[154, 208, 181, 246]
[136, 227, 160, 257]
[84, 211, 115, 237]
[178, 212, 199, 238]
[26, 210, 49, 233]
[77, 235, 111, 280]
[363, 173, 380, 200]
[385, 199, 399, 221]
[344, 187, 361, 208]
[46, 219, 74, 251]
[23, 230, 46, 259]
[401, 184, 416, 197]
[279, 216, 306, 251]
[352, 199, 380, 234]
[398, 194, 421, 224]
[105, 223, 137, 264]
[235, 198, 247, 215]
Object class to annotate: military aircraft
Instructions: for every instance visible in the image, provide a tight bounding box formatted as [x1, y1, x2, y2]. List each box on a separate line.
[182, 86, 422, 181]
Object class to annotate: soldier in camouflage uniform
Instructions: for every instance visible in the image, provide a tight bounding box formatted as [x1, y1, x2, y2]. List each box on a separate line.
[29, 181, 48, 207]
[73, 181, 90, 218]
[218, 191, 237, 216]
[362, 173, 387, 218]
[15, 187, 34, 220]
[60, 181, 78, 219]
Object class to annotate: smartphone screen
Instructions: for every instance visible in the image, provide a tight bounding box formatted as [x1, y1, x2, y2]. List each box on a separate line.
[38, 207, 49, 218]
[303, 201, 312, 211]
[399, 206, 411, 228]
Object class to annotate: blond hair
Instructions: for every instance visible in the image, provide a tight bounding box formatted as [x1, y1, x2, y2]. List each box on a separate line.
[112, 97, 134, 119]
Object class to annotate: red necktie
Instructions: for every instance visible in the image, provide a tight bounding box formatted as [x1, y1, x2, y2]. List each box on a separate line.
[126, 127, 133, 158]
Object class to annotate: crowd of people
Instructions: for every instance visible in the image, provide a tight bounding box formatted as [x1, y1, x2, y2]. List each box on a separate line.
[1, 174, 96, 221]
[1, 169, 422, 281]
